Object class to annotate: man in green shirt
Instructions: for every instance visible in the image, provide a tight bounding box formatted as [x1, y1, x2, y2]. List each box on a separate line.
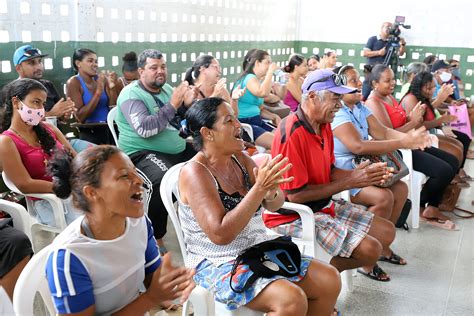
[116, 49, 196, 251]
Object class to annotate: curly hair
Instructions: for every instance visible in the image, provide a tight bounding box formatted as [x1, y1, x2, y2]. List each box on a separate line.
[407, 71, 434, 111]
[0, 78, 56, 155]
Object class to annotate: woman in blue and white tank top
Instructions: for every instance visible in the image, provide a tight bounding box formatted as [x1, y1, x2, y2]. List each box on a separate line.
[66, 48, 118, 144]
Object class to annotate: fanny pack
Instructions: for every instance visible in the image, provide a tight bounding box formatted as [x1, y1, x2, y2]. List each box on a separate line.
[230, 236, 301, 293]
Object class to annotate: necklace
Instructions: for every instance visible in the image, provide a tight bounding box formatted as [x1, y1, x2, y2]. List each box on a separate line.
[201, 152, 246, 194]
[9, 127, 48, 167]
[9, 127, 41, 145]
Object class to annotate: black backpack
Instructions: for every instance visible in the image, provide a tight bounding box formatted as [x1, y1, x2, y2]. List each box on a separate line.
[395, 199, 411, 230]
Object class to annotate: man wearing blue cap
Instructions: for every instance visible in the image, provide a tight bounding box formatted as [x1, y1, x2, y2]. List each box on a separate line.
[268, 69, 398, 282]
[13, 45, 76, 119]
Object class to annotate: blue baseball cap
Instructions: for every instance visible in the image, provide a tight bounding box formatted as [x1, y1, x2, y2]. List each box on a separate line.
[302, 69, 356, 95]
[13, 45, 48, 66]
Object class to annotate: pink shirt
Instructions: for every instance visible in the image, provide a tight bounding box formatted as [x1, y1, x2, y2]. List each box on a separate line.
[283, 90, 300, 112]
[2, 124, 63, 181]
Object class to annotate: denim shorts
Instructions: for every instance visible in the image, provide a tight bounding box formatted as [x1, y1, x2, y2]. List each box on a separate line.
[32, 197, 81, 227]
[239, 115, 274, 140]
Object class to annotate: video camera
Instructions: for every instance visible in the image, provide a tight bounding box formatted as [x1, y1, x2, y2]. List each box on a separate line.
[387, 16, 411, 42]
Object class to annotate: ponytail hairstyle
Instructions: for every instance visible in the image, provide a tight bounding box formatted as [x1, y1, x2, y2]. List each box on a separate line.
[122, 51, 138, 73]
[0, 79, 56, 155]
[184, 55, 215, 85]
[236, 49, 269, 83]
[308, 54, 320, 62]
[407, 71, 434, 111]
[184, 97, 224, 151]
[72, 48, 96, 73]
[325, 50, 336, 58]
[283, 54, 305, 73]
[48, 145, 121, 212]
[368, 64, 390, 88]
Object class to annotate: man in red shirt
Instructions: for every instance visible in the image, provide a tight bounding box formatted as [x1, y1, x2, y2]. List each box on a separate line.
[269, 69, 399, 282]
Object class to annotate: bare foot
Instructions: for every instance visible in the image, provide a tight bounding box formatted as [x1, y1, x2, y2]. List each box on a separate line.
[421, 206, 450, 222]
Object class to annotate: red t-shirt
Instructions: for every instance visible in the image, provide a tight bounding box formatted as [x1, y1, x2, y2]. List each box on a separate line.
[369, 94, 407, 129]
[265, 109, 335, 228]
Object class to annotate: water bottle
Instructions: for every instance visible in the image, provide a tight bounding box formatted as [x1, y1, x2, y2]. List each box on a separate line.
[274, 69, 288, 85]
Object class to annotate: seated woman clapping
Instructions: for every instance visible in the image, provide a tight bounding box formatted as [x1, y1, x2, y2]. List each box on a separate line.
[45, 145, 195, 315]
[178, 97, 341, 315]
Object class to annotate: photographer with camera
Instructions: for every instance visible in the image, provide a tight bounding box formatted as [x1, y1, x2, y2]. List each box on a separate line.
[362, 21, 407, 100]
[363, 22, 407, 66]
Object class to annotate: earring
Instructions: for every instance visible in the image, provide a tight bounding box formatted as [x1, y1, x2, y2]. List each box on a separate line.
[208, 137, 214, 141]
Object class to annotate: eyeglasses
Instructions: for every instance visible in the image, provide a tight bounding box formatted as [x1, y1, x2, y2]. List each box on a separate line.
[305, 73, 347, 92]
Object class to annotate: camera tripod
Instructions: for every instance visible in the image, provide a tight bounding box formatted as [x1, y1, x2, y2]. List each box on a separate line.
[383, 41, 400, 79]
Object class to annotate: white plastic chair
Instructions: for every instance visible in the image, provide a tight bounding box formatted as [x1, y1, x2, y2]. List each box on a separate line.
[2, 172, 67, 252]
[13, 245, 55, 316]
[0, 286, 14, 315]
[0, 198, 31, 241]
[107, 106, 119, 146]
[241, 123, 266, 154]
[160, 163, 263, 316]
[399, 149, 428, 229]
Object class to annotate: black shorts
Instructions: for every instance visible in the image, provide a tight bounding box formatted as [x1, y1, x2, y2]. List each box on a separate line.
[0, 220, 33, 278]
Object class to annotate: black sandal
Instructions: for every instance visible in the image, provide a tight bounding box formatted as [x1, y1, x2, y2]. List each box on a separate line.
[379, 252, 407, 265]
[357, 264, 391, 282]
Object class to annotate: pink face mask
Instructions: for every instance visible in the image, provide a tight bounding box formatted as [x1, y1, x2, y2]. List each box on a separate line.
[18, 100, 45, 126]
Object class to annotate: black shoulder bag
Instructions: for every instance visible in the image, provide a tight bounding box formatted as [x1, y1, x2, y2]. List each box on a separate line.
[229, 236, 302, 293]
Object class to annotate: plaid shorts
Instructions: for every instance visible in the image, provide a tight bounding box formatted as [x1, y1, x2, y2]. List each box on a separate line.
[271, 199, 374, 258]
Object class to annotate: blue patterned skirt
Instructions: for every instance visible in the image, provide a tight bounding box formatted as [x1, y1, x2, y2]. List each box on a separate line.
[194, 256, 312, 310]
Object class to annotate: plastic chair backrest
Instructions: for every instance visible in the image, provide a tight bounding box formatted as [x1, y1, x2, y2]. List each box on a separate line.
[159, 162, 188, 262]
[2, 171, 67, 251]
[13, 245, 55, 315]
[0, 199, 31, 240]
[107, 106, 119, 146]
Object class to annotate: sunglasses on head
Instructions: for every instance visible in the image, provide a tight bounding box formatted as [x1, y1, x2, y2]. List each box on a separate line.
[305, 73, 347, 92]
[23, 48, 42, 57]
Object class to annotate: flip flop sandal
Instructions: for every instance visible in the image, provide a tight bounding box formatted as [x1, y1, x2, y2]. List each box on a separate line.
[420, 217, 458, 231]
[379, 252, 407, 265]
[357, 264, 391, 282]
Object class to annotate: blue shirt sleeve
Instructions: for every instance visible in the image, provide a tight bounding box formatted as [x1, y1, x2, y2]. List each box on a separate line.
[331, 107, 352, 130]
[365, 36, 376, 50]
[144, 216, 161, 274]
[361, 104, 373, 118]
[45, 249, 95, 314]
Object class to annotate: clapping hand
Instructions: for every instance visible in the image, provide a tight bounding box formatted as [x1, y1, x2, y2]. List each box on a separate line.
[253, 154, 293, 193]
[146, 253, 195, 305]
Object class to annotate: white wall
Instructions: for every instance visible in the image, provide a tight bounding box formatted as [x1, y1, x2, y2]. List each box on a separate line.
[0, 0, 299, 43]
[298, 0, 474, 48]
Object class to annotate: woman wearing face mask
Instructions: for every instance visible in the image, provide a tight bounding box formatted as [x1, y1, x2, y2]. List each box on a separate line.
[0, 79, 79, 227]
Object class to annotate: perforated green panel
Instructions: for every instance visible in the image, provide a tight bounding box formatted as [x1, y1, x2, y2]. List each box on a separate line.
[1, 40, 473, 101]
[0, 41, 295, 91]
